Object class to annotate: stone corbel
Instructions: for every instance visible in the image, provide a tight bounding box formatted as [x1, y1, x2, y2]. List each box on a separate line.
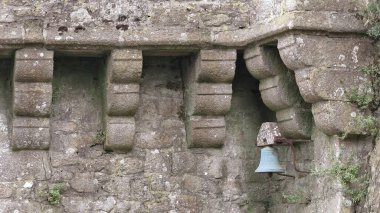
[183, 49, 236, 148]
[12, 48, 54, 150]
[244, 46, 312, 139]
[277, 33, 374, 136]
[104, 49, 142, 152]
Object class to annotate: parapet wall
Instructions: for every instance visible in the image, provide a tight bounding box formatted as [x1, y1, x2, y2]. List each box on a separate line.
[0, 0, 379, 212]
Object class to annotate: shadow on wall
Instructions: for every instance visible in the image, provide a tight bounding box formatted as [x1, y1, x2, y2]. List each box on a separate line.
[0, 59, 12, 150]
[227, 51, 276, 212]
[50, 56, 105, 152]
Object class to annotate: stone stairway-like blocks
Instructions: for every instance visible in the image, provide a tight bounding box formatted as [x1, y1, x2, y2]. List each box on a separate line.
[183, 49, 236, 148]
[277, 34, 374, 136]
[12, 48, 54, 150]
[244, 46, 312, 139]
[104, 49, 142, 152]
[244, 34, 375, 137]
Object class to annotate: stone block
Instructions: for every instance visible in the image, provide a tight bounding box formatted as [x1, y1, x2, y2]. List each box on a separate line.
[70, 173, 99, 193]
[244, 46, 287, 80]
[200, 49, 237, 61]
[186, 116, 226, 148]
[104, 116, 135, 152]
[106, 84, 140, 116]
[107, 156, 144, 175]
[257, 122, 282, 147]
[172, 152, 196, 174]
[191, 83, 232, 116]
[276, 107, 312, 139]
[144, 150, 172, 173]
[312, 101, 367, 135]
[23, 19, 44, 44]
[198, 60, 236, 83]
[14, 49, 53, 83]
[293, 67, 320, 103]
[13, 82, 52, 117]
[183, 174, 220, 194]
[0, 151, 51, 181]
[15, 48, 54, 61]
[259, 73, 300, 111]
[108, 49, 142, 83]
[14, 59, 53, 83]
[193, 94, 232, 115]
[12, 117, 50, 150]
[0, 25, 23, 44]
[295, 67, 369, 103]
[313, 68, 368, 102]
[112, 49, 143, 60]
[110, 60, 142, 83]
[196, 156, 224, 179]
[278, 34, 374, 70]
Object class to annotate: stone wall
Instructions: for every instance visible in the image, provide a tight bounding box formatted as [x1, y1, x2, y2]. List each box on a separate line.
[0, 0, 379, 213]
[0, 54, 274, 212]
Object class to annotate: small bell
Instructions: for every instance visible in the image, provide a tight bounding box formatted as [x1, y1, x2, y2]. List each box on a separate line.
[255, 146, 285, 173]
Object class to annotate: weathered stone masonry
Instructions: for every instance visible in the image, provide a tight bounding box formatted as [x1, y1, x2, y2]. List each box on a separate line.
[105, 49, 142, 152]
[12, 48, 54, 150]
[0, 0, 380, 212]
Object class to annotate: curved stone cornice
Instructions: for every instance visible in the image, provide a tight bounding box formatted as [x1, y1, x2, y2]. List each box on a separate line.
[245, 32, 375, 137]
[0, 11, 367, 52]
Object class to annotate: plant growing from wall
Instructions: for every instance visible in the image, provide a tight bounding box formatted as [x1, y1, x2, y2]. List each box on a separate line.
[312, 160, 369, 205]
[93, 130, 106, 145]
[328, 161, 369, 204]
[362, 0, 380, 39]
[345, 65, 380, 138]
[47, 183, 65, 205]
[282, 194, 304, 203]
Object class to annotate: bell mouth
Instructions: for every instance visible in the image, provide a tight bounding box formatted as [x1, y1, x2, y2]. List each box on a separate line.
[255, 146, 285, 173]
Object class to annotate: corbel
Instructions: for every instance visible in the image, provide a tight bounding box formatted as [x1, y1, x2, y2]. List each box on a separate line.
[244, 46, 312, 139]
[104, 49, 142, 152]
[277, 33, 374, 136]
[12, 48, 54, 150]
[183, 49, 236, 148]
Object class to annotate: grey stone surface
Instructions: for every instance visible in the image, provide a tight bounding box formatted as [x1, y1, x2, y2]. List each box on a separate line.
[278, 34, 374, 70]
[183, 49, 235, 148]
[106, 84, 139, 116]
[259, 73, 300, 111]
[244, 44, 312, 140]
[312, 101, 368, 136]
[14, 49, 53, 82]
[276, 106, 312, 139]
[105, 49, 142, 152]
[187, 116, 226, 148]
[12, 48, 54, 150]
[257, 122, 282, 147]
[13, 83, 52, 117]
[0, 1, 378, 213]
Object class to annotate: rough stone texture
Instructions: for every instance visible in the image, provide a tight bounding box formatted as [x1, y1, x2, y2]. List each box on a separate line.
[257, 122, 282, 147]
[104, 49, 142, 152]
[244, 45, 312, 139]
[364, 42, 380, 212]
[0, 1, 379, 213]
[12, 48, 54, 150]
[183, 49, 236, 148]
[277, 33, 375, 137]
[0, 55, 272, 213]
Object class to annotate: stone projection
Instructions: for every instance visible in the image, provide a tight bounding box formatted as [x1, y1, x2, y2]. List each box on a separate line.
[0, 0, 379, 212]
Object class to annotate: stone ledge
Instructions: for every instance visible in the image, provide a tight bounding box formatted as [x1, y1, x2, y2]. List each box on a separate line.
[0, 11, 367, 50]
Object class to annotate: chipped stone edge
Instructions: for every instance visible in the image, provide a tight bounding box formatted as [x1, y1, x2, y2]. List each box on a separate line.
[0, 11, 367, 51]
